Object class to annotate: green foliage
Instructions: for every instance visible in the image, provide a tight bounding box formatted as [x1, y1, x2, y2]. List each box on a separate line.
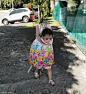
[1, 0, 24, 9]
[23, 4, 26, 8]
[51, 9, 53, 13]
[73, 0, 81, 8]
[29, 0, 38, 8]
[14, 0, 23, 8]
[0, 8, 3, 10]
[1, 0, 12, 8]
[22, 0, 29, 3]
[29, 0, 51, 23]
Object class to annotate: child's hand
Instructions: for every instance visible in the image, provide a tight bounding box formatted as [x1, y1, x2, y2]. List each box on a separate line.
[47, 43, 51, 46]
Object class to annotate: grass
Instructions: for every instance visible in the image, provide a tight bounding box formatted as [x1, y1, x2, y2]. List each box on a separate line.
[43, 16, 61, 26]
[15, 21, 39, 29]
[15, 15, 61, 29]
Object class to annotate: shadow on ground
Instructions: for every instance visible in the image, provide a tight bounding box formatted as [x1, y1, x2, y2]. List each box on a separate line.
[0, 25, 84, 94]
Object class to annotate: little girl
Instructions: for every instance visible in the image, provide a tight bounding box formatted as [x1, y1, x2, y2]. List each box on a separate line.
[29, 23, 55, 86]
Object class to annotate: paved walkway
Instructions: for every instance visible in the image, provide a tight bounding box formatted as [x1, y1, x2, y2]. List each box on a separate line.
[0, 26, 86, 94]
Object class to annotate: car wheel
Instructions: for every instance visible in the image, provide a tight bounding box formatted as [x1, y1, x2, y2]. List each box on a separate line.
[10, 22, 14, 24]
[2, 19, 9, 25]
[23, 16, 29, 23]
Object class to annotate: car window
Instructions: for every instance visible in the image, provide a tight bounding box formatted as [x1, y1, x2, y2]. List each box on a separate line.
[23, 9, 28, 12]
[10, 10, 16, 15]
[16, 9, 23, 13]
[10, 9, 28, 15]
[16, 9, 28, 13]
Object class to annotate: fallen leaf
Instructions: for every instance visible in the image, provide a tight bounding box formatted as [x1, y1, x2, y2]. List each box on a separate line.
[2, 74, 5, 76]
[7, 62, 11, 65]
[8, 85, 12, 88]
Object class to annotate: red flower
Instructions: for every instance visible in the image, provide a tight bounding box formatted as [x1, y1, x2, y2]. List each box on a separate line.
[30, 55, 33, 59]
[39, 61, 44, 66]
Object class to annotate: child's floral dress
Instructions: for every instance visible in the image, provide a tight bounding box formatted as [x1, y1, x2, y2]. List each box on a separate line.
[29, 23, 54, 69]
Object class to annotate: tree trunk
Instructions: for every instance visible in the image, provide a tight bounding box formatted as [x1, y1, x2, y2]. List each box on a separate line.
[48, 0, 51, 16]
[75, 0, 81, 15]
[38, 5, 40, 23]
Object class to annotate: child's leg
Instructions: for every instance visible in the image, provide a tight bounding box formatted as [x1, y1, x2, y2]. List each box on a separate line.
[47, 67, 55, 85]
[47, 68, 52, 80]
[35, 68, 39, 73]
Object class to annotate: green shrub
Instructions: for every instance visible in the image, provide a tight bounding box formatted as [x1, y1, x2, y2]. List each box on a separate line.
[0, 8, 4, 10]
[51, 9, 53, 13]
[23, 4, 26, 8]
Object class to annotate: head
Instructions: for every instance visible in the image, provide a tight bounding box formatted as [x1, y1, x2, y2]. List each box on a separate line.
[41, 28, 53, 43]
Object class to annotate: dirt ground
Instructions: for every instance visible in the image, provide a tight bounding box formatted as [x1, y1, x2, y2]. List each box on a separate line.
[0, 25, 86, 94]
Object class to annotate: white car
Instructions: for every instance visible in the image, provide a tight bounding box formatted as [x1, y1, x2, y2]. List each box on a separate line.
[29, 8, 38, 17]
[8, 8, 15, 12]
[2, 8, 34, 25]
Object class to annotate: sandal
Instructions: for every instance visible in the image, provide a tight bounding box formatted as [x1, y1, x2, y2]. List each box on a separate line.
[49, 80, 56, 86]
[34, 72, 39, 79]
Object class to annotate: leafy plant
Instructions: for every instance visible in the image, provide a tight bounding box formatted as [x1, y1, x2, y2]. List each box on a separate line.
[30, 0, 51, 23]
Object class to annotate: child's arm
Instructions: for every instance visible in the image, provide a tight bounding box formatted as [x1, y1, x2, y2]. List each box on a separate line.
[36, 25, 47, 45]
[36, 25, 41, 41]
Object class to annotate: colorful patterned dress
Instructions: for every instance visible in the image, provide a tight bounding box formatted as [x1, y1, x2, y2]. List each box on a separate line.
[29, 23, 54, 69]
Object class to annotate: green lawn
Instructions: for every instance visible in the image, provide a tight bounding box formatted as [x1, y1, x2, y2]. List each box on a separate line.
[15, 16, 61, 29]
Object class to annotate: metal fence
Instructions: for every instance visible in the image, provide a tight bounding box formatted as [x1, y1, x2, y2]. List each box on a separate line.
[53, 0, 86, 52]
